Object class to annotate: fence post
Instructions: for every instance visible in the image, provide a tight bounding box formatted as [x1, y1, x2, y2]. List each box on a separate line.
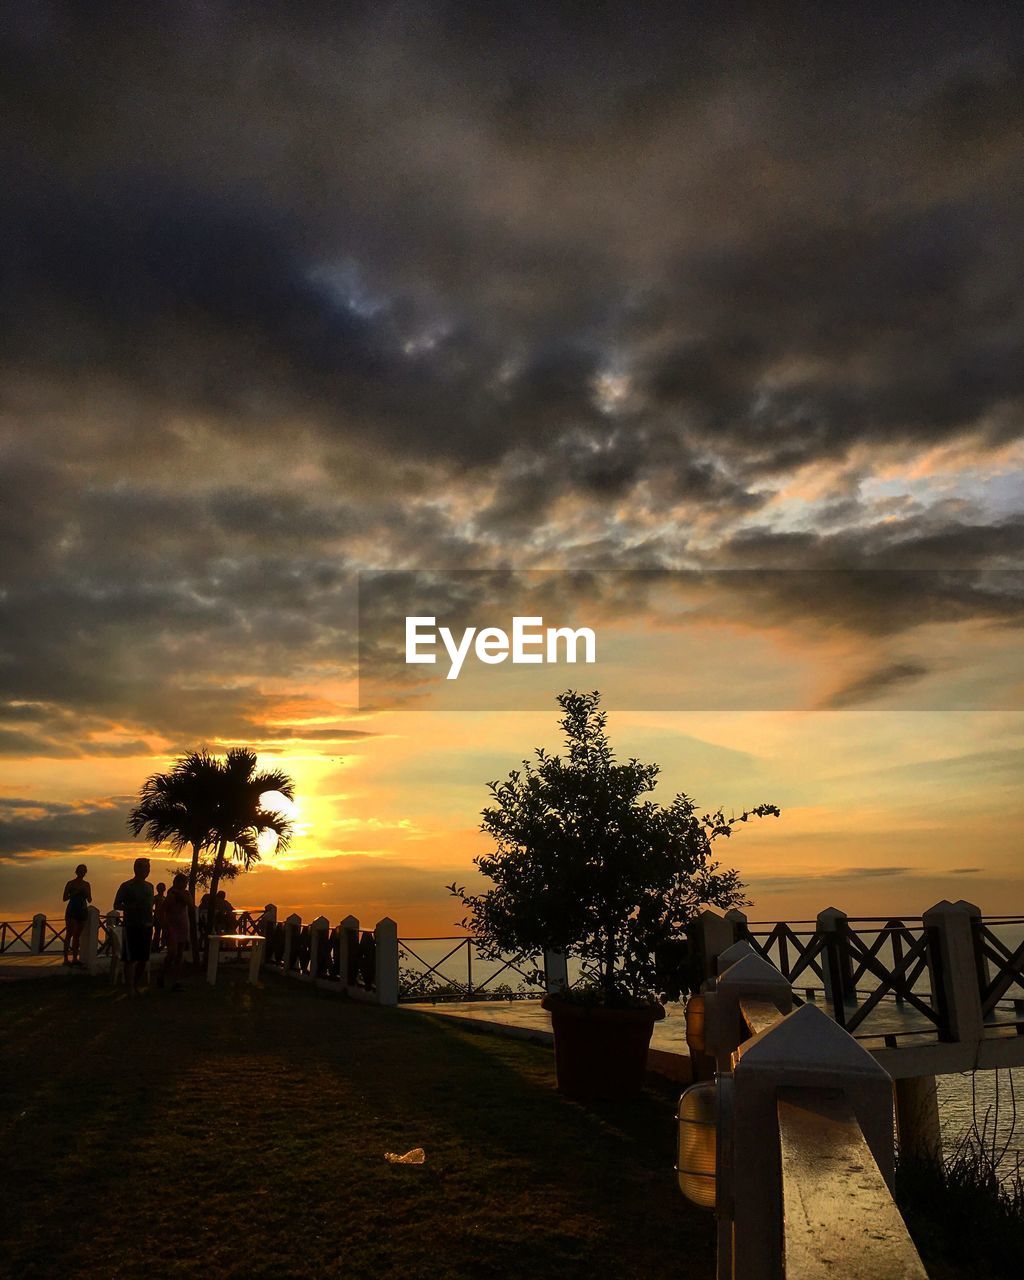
[309, 915, 329, 979]
[817, 906, 854, 1020]
[282, 913, 302, 974]
[922, 899, 985, 1045]
[259, 904, 277, 969]
[716, 940, 758, 974]
[375, 917, 399, 1006]
[82, 906, 101, 974]
[724, 908, 749, 942]
[693, 909, 737, 981]
[339, 915, 360, 988]
[894, 1075, 942, 1162]
[543, 948, 568, 994]
[247, 936, 266, 985]
[31, 913, 46, 953]
[886, 919, 907, 1005]
[703, 952, 794, 1071]
[728, 1003, 897, 1280]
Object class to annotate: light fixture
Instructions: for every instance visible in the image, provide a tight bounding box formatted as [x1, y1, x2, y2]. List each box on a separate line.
[684, 992, 706, 1054]
[676, 1080, 717, 1209]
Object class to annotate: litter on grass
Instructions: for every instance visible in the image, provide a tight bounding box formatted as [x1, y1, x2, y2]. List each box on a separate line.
[385, 1148, 425, 1164]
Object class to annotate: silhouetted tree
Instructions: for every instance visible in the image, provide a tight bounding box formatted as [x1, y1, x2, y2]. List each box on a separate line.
[201, 748, 293, 942]
[129, 748, 293, 958]
[128, 750, 223, 964]
[166, 857, 244, 890]
[451, 690, 780, 1004]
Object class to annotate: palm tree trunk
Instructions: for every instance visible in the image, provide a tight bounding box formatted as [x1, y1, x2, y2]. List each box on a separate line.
[205, 833, 229, 956]
[186, 840, 202, 972]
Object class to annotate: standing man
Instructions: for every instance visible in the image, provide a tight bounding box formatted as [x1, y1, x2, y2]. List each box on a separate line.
[114, 857, 155, 995]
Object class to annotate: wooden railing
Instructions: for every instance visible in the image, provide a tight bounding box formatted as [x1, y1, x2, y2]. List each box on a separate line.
[693, 907, 1024, 1053]
[777, 1088, 927, 1280]
[265, 911, 398, 1005]
[695, 949, 930, 1279]
[737, 914, 949, 1036]
[973, 919, 1024, 1016]
[0, 920, 33, 953]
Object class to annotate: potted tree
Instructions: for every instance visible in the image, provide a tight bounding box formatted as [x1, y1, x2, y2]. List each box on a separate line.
[450, 690, 779, 1100]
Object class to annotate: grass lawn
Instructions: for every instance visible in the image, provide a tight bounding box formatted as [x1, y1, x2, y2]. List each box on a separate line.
[0, 971, 713, 1280]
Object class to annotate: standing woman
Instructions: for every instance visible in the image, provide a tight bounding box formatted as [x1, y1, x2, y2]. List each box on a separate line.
[159, 873, 194, 991]
[62, 864, 91, 966]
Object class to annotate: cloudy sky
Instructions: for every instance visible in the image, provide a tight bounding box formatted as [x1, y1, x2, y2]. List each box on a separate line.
[1, 1, 1021, 930]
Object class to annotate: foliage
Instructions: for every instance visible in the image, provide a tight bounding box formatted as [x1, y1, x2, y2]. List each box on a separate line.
[897, 1082, 1024, 1280]
[128, 746, 294, 940]
[128, 749, 223, 893]
[450, 690, 779, 1006]
[166, 857, 243, 889]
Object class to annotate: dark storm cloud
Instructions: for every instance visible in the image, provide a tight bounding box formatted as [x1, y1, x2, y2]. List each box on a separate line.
[3, 1, 1023, 471]
[709, 518, 1024, 639]
[0, 795, 133, 858]
[478, 424, 766, 535]
[819, 662, 931, 710]
[0, 1, 1022, 742]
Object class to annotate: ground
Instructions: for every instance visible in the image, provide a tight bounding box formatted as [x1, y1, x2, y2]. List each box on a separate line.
[0, 971, 713, 1280]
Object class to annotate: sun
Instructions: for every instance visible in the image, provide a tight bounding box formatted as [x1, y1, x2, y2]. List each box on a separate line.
[258, 790, 300, 855]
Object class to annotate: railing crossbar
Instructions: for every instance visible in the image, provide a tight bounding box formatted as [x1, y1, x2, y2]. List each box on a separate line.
[979, 930, 1024, 1016]
[781, 928, 827, 986]
[399, 939, 470, 995]
[847, 926, 893, 989]
[844, 933, 939, 1033]
[472, 949, 543, 991]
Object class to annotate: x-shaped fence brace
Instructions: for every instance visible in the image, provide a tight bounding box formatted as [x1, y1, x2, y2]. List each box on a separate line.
[234, 912, 265, 936]
[840, 930, 940, 1034]
[43, 920, 68, 949]
[398, 939, 542, 997]
[0, 921, 33, 953]
[747, 924, 827, 988]
[399, 939, 473, 996]
[846, 923, 915, 990]
[471, 950, 544, 992]
[976, 926, 1024, 1017]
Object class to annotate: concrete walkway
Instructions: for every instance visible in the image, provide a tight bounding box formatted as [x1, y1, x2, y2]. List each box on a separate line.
[400, 997, 694, 1083]
[0, 954, 111, 980]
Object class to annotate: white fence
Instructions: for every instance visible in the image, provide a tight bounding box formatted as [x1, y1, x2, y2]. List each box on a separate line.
[681, 926, 929, 1279]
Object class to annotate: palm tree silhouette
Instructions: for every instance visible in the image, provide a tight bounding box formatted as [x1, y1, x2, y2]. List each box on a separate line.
[129, 750, 223, 963]
[128, 748, 294, 959]
[203, 748, 294, 940]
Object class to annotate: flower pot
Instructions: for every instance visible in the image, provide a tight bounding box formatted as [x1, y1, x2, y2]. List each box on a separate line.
[541, 994, 666, 1100]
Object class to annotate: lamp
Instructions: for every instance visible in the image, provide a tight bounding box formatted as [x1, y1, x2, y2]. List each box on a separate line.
[684, 992, 706, 1053]
[676, 1080, 717, 1209]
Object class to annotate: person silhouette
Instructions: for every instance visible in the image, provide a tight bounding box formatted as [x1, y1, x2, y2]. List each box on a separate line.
[62, 864, 92, 966]
[153, 882, 168, 951]
[113, 857, 154, 995]
[158, 872, 194, 992]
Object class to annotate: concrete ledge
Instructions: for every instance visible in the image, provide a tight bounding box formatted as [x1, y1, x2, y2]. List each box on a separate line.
[399, 999, 695, 1085]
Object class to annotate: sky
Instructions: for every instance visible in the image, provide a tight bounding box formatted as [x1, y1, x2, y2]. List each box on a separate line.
[0, 1, 1021, 933]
